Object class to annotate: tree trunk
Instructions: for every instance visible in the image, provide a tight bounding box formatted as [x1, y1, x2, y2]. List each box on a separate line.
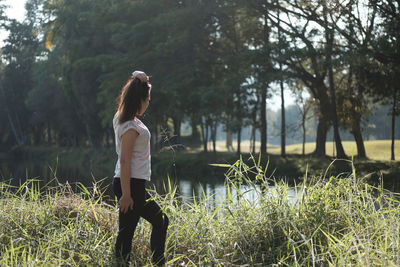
[391, 90, 397, 161]
[191, 118, 200, 141]
[205, 125, 209, 152]
[251, 125, 256, 154]
[352, 123, 366, 158]
[225, 112, 233, 151]
[200, 119, 208, 152]
[6, 111, 24, 146]
[251, 95, 259, 154]
[311, 90, 330, 158]
[211, 120, 217, 153]
[260, 89, 267, 155]
[328, 74, 346, 158]
[0, 77, 24, 146]
[200, 122, 205, 152]
[237, 127, 241, 155]
[85, 124, 94, 147]
[174, 118, 181, 138]
[324, 4, 346, 159]
[302, 120, 306, 156]
[226, 129, 233, 151]
[314, 119, 328, 157]
[260, 13, 270, 156]
[278, 9, 286, 158]
[172, 116, 181, 144]
[280, 75, 286, 157]
[348, 64, 366, 158]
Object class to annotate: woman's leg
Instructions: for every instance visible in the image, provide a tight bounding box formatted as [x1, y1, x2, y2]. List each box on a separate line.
[113, 178, 146, 264]
[140, 191, 169, 265]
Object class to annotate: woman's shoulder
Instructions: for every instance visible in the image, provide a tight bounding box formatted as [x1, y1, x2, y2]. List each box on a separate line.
[133, 117, 143, 125]
[114, 113, 135, 125]
[120, 119, 142, 135]
[133, 118, 149, 131]
[114, 113, 144, 132]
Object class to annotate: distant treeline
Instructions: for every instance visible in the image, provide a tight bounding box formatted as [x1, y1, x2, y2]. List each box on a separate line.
[210, 104, 400, 146]
[0, 0, 399, 159]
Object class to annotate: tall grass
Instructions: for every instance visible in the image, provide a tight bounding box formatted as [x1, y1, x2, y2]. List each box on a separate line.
[1, 157, 400, 266]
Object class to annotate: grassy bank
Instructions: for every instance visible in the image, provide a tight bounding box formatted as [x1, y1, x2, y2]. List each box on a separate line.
[208, 139, 400, 161]
[1, 159, 400, 266]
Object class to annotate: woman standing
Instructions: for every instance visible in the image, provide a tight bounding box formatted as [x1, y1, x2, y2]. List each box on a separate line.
[112, 71, 169, 266]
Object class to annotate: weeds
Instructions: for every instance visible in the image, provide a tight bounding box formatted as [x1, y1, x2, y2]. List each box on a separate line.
[1, 156, 400, 266]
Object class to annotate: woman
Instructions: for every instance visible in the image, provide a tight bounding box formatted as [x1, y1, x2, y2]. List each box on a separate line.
[112, 71, 169, 266]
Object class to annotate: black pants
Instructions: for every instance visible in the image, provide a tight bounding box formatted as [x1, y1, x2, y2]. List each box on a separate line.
[112, 178, 169, 265]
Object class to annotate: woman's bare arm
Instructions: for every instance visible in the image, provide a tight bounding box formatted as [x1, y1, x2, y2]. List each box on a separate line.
[119, 129, 139, 213]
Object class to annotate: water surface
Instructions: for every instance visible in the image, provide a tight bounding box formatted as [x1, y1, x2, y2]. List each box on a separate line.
[0, 160, 299, 205]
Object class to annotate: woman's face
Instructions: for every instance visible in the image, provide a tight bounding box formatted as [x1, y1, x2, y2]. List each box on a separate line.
[138, 88, 151, 116]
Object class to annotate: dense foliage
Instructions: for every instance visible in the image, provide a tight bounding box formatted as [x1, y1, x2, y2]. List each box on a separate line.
[0, 0, 399, 158]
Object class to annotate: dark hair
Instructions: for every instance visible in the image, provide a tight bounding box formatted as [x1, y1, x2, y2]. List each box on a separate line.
[117, 77, 151, 124]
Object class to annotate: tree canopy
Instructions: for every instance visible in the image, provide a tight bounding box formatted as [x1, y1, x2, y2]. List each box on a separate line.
[0, 0, 398, 159]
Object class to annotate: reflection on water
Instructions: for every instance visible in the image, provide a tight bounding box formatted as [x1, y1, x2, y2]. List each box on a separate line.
[0, 160, 299, 205]
[0, 160, 99, 194]
[175, 179, 299, 207]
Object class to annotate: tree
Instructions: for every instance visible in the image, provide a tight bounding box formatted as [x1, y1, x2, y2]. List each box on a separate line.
[238, 0, 279, 156]
[2, 19, 38, 146]
[277, 7, 286, 157]
[321, 0, 346, 158]
[215, 1, 257, 154]
[369, 0, 400, 160]
[43, 0, 115, 147]
[337, 0, 400, 160]
[255, 0, 359, 158]
[261, 1, 332, 157]
[295, 91, 314, 156]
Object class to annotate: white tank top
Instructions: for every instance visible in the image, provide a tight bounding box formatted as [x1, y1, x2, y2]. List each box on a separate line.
[113, 113, 151, 180]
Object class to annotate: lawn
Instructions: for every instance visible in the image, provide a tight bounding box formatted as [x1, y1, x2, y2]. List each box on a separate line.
[206, 139, 400, 161]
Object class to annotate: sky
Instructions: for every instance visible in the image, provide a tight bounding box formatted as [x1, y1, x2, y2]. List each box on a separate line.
[4, 0, 25, 22]
[268, 88, 297, 111]
[0, 0, 297, 110]
[0, 0, 26, 43]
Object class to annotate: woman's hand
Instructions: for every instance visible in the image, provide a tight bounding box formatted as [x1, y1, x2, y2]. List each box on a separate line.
[119, 194, 134, 213]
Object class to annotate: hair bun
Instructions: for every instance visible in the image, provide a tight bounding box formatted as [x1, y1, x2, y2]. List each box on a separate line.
[132, 70, 149, 83]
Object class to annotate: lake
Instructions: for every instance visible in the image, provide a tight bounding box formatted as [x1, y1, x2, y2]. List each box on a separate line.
[0, 160, 299, 205]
